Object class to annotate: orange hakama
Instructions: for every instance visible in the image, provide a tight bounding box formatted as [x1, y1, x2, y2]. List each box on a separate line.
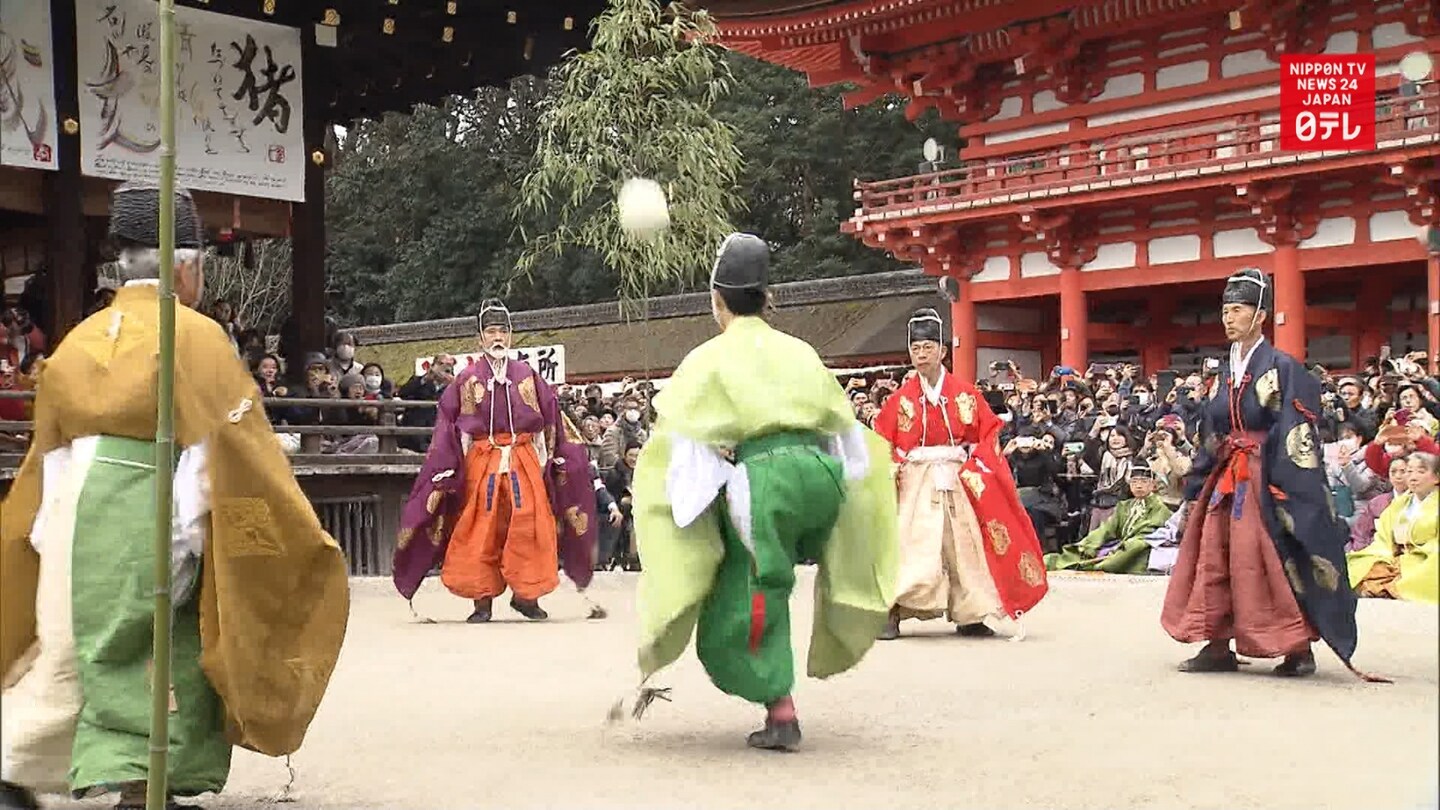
[441, 433, 559, 601]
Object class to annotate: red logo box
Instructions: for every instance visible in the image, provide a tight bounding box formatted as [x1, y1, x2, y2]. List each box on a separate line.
[1280, 54, 1376, 151]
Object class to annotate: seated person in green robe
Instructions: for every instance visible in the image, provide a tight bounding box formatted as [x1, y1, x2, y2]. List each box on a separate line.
[1046, 461, 1173, 574]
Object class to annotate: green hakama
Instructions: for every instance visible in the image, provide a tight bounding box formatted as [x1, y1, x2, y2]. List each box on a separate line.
[634, 317, 898, 706]
[2, 435, 229, 797]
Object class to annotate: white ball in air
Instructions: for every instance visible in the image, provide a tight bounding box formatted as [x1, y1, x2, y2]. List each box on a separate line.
[617, 177, 670, 237]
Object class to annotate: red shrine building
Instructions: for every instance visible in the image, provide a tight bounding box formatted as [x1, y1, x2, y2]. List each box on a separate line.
[708, 0, 1440, 381]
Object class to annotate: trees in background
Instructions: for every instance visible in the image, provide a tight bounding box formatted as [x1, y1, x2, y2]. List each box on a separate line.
[516, 0, 743, 305]
[323, 50, 953, 326]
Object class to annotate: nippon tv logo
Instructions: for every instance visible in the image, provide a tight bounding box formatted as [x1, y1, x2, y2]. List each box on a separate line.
[1279, 54, 1376, 151]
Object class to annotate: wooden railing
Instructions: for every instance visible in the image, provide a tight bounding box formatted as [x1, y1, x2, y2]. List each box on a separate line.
[850, 89, 1440, 222]
[0, 391, 439, 468]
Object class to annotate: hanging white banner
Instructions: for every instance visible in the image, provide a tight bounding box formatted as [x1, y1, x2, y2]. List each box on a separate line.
[74, 0, 305, 200]
[0, 1, 59, 170]
[415, 345, 567, 386]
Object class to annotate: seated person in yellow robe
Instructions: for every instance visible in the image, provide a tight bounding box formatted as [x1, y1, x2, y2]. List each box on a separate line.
[1347, 451, 1438, 604]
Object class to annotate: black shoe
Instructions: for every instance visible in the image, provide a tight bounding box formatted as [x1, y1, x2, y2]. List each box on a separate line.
[466, 599, 493, 624]
[0, 780, 39, 810]
[877, 617, 900, 641]
[746, 717, 802, 752]
[1177, 649, 1239, 673]
[1273, 651, 1317, 678]
[510, 598, 549, 621]
[956, 622, 996, 637]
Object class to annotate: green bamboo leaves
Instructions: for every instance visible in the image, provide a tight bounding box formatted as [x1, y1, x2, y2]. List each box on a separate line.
[514, 0, 744, 304]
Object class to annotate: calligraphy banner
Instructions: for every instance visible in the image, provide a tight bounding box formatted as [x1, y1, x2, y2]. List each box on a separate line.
[0, 1, 59, 170]
[75, 0, 305, 201]
[415, 346, 568, 386]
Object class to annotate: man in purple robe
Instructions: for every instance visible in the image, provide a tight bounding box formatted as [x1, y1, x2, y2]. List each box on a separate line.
[393, 298, 598, 622]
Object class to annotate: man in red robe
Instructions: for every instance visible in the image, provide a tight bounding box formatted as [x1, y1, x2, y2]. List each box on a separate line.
[871, 308, 1048, 639]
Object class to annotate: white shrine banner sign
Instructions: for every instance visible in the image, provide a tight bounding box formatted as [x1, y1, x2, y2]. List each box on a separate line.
[74, 0, 305, 201]
[416, 345, 567, 386]
[0, 1, 59, 170]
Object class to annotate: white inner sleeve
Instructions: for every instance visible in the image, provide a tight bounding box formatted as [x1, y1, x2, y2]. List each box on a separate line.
[724, 462, 755, 555]
[824, 423, 871, 481]
[666, 435, 733, 528]
[532, 431, 550, 468]
[171, 442, 210, 602]
[28, 439, 92, 551]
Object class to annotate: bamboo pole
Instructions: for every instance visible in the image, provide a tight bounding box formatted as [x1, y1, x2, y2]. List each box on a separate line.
[148, 0, 178, 807]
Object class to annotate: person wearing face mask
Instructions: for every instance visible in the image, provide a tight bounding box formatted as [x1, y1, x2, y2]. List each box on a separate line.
[1348, 456, 1409, 552]
[1126, 383, 1161, 429]
[1329, 423, 1383, 504]
[1162, 268, 1385, 682]
[599, 395, 649, 471]
[0, 183, 350, 809]
[327, 332, 361, 382]
[872, 308, 1048, 641]
[1347, 452, 1439, 603]
[393, 298, 599, 625]
[359, 363, 390, 400]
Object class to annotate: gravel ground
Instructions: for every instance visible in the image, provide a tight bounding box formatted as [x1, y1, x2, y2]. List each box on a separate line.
[38, 572, 1439, 810]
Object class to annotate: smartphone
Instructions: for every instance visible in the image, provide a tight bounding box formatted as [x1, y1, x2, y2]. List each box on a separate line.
[1204, 358, 1221, 370]
[1063, 441, 1085, 455]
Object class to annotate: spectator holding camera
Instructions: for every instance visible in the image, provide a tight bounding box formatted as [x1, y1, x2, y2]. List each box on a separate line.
[1141, 416, 1192, 510]
[1080, 425, 1137, 532]
[1005, 428, 1066, 548]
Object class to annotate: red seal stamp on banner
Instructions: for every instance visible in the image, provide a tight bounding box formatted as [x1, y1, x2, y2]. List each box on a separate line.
[1280, 54, 1376, 151]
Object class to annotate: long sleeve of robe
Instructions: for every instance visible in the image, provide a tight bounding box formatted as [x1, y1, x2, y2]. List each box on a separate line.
[631, 317, 898, 683]
[1, 286, 349, 756]
[1346, 491, 1438, 604]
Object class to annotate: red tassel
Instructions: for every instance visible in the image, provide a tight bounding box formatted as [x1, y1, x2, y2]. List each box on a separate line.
[748, 592, 766, 654]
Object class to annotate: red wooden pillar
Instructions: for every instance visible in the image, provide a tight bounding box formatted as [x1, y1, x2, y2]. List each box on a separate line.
[1059, 265, 1088, 370]
[1354, 274, 1393, 370]
[1142, 295, 1176, 373]
[1272, 242, 1305, 358]
[1427, 249, 1439, 376]
[950, 275, 977, 383]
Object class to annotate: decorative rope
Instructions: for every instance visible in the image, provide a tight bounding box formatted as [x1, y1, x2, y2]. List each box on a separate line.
[407, 599, 437, 624]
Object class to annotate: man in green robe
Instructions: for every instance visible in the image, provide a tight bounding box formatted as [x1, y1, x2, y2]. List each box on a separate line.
[0, 184, 349, 810]
[631, 233, 898, 752]
[1046, 461, 1173, 574]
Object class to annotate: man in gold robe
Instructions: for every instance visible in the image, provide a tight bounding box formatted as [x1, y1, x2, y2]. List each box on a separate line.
[0, 183, 349, 809]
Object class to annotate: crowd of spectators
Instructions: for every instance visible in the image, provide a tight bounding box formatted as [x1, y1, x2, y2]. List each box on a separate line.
[835, 351, 1440, 574]
[5, 294, 1435, 597]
